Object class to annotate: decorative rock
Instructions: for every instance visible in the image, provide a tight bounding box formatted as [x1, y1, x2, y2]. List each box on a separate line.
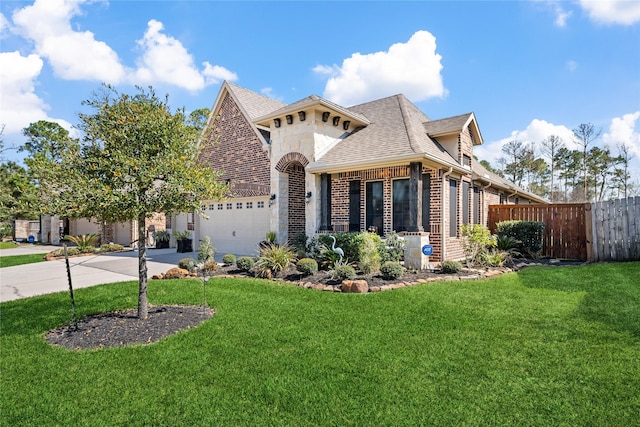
[369, 286, 381, 292]
[303, 282, 314, 288]
[313, 283, 325, 290]
[342, 280, 368, 293]
[323, 285, 334, 291]
[380, 285, 391, 291]
[163, 267, 191, 279]
[151, 274, 164, 280]
[417, 279, 427, 283]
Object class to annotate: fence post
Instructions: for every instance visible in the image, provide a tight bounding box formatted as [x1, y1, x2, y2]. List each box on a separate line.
[585, 202, 594, 262]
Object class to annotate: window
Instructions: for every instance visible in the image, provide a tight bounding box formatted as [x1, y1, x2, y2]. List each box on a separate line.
[246, 202, 253, 209]
[449, 179, 458, 237]
[392, 179, 410, 232]
[236, 202, 242, 209]
[201, 205, 207, 211]
[217, 204, 223, 210]
[473, 186, 479, 224]
[226, 203, 232, 209]
[462, 181, 470, 225]
[165, 215, 171, 229]
[257, 201, 264, 208]
[422, 173, 431, 230]
[349, 180, 361, 232]
[463, 155, 471, 167]
[366, 181, 383, 235]
[187, 212, 195, 231]
[209, 204, 215, 210]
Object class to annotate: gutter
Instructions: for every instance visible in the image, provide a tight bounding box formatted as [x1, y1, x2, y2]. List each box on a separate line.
[507, 188, 518, 204]
[306, 153, 465, 175]
[441, 167, 453, 262]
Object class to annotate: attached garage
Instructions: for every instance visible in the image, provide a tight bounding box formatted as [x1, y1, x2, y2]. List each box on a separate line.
[197, 197, 270, 256]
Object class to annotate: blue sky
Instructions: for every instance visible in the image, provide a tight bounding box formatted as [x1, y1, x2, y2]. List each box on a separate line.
[1, 0, 639, 175]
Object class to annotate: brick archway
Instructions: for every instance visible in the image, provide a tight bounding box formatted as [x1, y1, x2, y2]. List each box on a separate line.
[276, 152, 309, 241]
[275, 152, 309, 172]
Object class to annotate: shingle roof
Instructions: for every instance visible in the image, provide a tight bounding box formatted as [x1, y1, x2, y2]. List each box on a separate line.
[225, 82, 286, 120]
[471, 160, 547, 203]
[254, 94, 370, 125]
[315, 94, 458, 168]
[423, 113, 472, 136]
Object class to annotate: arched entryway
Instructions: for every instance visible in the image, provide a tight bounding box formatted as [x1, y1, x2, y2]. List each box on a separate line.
[275, 152, 309, 242]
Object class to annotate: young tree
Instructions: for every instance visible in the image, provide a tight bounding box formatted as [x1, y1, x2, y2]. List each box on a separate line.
[500, 140, 528, 187]
[573, 123, 601, 201]
[28, 85, 228, 318]
[613, 142, 634, 199]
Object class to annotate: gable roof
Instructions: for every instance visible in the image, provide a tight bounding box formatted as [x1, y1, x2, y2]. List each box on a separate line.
[224, 82, 286, 121]
[307, 94, 462, 173]
[423, 113, 483, 145]
[254, 94, 370, 126]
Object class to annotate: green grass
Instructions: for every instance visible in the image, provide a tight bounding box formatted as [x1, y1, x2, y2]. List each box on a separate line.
[0, 241, 18, 249]
[1, 263, 639, 426]
[0, 253, 48, 268]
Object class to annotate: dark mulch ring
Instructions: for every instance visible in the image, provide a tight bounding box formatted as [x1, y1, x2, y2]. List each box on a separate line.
[45, 305, 214, 351]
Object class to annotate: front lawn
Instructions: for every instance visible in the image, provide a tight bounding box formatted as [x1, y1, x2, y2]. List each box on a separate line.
[0, 253, 48, 268]
[1, 262, 638, 425]
[0, 241, 18, 249]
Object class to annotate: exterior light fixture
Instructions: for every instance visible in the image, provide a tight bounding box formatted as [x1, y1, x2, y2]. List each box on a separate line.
[305, 191, 312, 204]
[332, 116, 340, 126]
[269, 194, 276, 206]
[343, 120, 350, 130]
[286, 114, 293, 124]
[274, 118, 281, 128]
[298, 111, 306, 121]
[322, 112, 330, 122]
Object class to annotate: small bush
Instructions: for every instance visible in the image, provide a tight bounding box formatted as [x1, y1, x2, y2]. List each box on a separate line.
[222, 254, 236, 265]
[65, 233, 100, 252]
[441, 260, 462, 274]
[99, 243, 124, 252]
[358, 232, 381, 276]
[460, 224, 495, 267]
[200, 259, 218, 274]
[334, 263, 356, 281]
[197, 236, 216, 262]
[296, 258, 318, 276]
[178, 257, 197, 273]
[382, 231, 405, 262]
[380, 261, 404, 280]
[50, 247, 80, 257]
[236, 256, 255, 272]
[496, 220, 545, 257]
[255, 243, 296, 276]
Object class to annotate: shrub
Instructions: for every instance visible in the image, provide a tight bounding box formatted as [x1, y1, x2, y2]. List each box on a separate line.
[334, 263, 356, 281]
[255, 243, 296, 277]
[380, 261, 404, 280]
[65, 233, 100, 252]
[199, 259, 218, 274]
[197, 236, 216, 262]
[441, 260, 462, 274]
[236, 256, 255, 272]
[296, 258, 318, 276]
[155, 230, 171, 242]
[382, 231, 405, 262]
[0, 222, 13, 239]
[482, 251, 507, 267]
[496, 220, 545, 257]
[292, 232, 308, 256]
[358, 232, 381, 276]
[178, 257, 197, 273]
[460, 224, 495, 267]
[222, 254, 236, 265]
[174, 230, 192, 240]
[100, 243, 124, 252]
[50, 247, 80, 257]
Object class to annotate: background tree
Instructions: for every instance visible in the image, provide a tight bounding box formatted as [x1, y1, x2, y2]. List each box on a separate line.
[612, 143, 634, 198]
[573, 123, 601, 201]
[28, 85, 228, 318]
[500, 140, 529, 187]
[586, 146, 616, 202]
[540, 135, 564, 202]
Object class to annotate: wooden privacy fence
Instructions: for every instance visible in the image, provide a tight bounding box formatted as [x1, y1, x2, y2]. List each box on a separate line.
[488, 197, 640, 261]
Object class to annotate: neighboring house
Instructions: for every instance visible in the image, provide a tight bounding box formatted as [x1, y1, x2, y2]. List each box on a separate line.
[174, 81, 546, 261]
[39, 214, 167, 247]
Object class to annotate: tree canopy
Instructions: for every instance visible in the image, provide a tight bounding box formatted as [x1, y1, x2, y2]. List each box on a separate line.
[27, 85, 228, 317]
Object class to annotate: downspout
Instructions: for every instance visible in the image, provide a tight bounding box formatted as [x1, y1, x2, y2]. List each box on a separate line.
[441, 167, 453, 263]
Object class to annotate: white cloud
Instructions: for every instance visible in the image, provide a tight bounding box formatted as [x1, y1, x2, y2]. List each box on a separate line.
[0, 12, 10, 35]
[12, 0, 127, 82]
[553, 3, 573, 27]
[566, 60, 578, 71]
[0, 51, 72, 135]
[314, 30, 447, 106]
[475, 119, 576, 166]
[134, 20, 237, 91]
[603, 112, 640, 159]
[579, 0, 640, 25]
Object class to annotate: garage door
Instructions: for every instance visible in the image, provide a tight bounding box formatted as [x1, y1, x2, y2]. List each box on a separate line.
[198, 197, 270, 256]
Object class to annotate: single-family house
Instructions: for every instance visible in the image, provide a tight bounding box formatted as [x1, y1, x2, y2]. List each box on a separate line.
[173, 81, 546, 262]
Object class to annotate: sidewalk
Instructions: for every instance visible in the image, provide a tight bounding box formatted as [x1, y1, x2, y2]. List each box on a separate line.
[0, 244, 219, 303]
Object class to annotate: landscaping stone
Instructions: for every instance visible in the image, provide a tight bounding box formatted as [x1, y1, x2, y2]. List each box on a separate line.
[342, 280, 369, 293]
[163, 267, 191, 279]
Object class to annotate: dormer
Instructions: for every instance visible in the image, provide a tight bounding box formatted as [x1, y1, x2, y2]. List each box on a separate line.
[423, 112, 483, 169]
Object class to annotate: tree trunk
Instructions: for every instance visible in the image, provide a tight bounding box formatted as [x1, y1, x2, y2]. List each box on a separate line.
[137, 215, 149, 319]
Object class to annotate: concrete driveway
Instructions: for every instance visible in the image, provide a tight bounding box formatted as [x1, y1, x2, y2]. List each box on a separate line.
[0, 244, 216, 303]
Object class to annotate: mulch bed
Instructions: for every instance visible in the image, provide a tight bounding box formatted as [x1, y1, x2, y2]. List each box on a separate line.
[45, 305, 214, 351]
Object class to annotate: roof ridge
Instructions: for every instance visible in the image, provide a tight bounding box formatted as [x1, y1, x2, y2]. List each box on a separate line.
[397, 94, 423, 155]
